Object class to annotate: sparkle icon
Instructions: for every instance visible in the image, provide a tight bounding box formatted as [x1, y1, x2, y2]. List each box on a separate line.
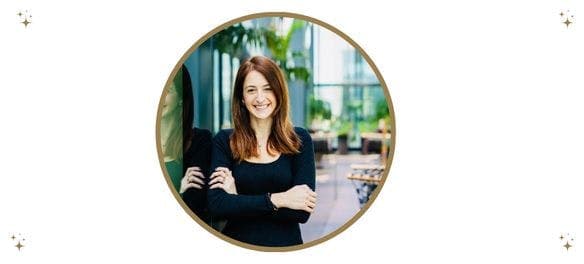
[10, 233, 27, 252]
[15, 241, 24, 251]
[559, 10, 575, 28]
[564, 241, 572, 251]
[17, 10, 32, 28]
[559, 233, 575, 252]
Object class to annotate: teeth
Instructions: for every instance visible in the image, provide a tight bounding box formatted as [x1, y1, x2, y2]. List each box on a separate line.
[255, 104, 268, 109]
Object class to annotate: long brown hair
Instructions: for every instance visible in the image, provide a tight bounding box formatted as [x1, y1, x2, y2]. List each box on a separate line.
[230, 56, 301, 161]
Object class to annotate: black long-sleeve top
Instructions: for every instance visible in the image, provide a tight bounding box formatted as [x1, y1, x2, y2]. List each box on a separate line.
[182, 128, 212, 220]
[207, 127, 316, 247]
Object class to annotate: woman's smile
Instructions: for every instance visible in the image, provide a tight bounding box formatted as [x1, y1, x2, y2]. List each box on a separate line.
[254, 103, 270, 110]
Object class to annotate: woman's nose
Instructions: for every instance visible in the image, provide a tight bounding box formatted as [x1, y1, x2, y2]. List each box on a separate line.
[255, 90, 266, 102]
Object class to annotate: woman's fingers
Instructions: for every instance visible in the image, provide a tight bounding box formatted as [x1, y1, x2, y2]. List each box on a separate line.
[307, 195, 317, 203]
[185, 166, 201, 173]
[189, 170, 205, 179]
[186, 182, 202, 190]
[210, 180, 236, 194]
[180, 167, 206, 193]
[214, 169, 236, 194]
[306, 200, 316, 208]
[209, 183, 224, 190]
[188, 175, 204, 185]
[215, 167, 230, 173]
[209, 171, 225, 179]
[214, 167, 233, 178]
[180, 182, 202, 193]
[184, 167, 205, 185]
[208, 175, 225, 185]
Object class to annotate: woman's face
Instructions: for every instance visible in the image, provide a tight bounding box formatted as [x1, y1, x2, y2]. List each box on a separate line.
[243, 70, 277, 120]
[162, 84, 179, 118]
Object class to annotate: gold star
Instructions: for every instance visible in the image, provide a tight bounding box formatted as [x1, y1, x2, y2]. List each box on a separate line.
[22, 18, 30, 28]
[11, 234, 16, 240]
[564, 18, 572, 27]
[15, 241, 24, 251]
[560, 235, 564, 240]
[17, 12, 23, 17]
[564, 241, 572, 251]
[560, 12, 564, 17]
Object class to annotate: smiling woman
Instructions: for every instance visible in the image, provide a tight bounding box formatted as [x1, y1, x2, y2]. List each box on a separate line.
[207, 56, 317, 247]
[229, 56, 300, 162]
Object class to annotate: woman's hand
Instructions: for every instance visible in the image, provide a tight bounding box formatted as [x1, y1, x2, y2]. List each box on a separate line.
[180, 166, 205, 194]
[209, 167, 237, 195]
[271, 184, 317, 213]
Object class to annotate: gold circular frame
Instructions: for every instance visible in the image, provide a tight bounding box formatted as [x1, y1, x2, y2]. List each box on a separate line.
[156, 11, 396, 252]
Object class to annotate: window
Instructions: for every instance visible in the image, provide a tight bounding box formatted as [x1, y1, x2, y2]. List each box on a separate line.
[310, 26, 388, 149]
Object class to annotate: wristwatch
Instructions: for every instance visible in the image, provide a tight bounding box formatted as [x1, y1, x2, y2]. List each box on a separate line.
[267, 193, 279, 211]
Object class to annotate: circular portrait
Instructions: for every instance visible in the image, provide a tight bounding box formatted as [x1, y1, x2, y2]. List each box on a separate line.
[156, 12, 395, 251]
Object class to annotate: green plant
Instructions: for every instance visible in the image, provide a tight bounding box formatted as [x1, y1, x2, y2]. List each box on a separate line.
[346, 99, 363, 119]
[308, 95, 332, 121]
[358, 119, 379, 133]
[358, 99, 390, 133]
[213, 23, 263, 58]
[336, 120, 352, 137]
[374, 99, 390, 121]
[212, 19, 311, 84]
[263, 19, 310, 83]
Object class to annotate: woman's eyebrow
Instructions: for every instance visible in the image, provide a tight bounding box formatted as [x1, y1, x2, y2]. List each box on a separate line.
[245, 84, 270, 89]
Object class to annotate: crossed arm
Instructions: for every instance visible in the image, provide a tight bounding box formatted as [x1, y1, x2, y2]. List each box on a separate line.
[206, 129, 317, 223]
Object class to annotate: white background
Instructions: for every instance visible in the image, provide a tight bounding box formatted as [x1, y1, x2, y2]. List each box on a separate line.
[1, 0, 583, 262]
